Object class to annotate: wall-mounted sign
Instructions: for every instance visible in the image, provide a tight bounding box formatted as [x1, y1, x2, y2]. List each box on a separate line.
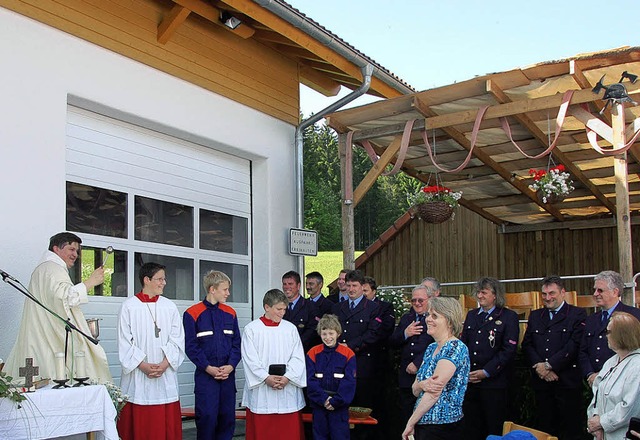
[289, 228, 318, 256]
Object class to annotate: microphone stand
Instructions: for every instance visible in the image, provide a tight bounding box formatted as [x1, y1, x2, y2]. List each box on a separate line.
[0, 270, 99, 386]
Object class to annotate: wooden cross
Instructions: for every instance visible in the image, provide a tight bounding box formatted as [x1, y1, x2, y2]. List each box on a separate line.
[19, 357, 39, 388]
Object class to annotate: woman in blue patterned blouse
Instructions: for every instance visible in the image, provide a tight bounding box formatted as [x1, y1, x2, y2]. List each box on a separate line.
[402, 297, 470, 440]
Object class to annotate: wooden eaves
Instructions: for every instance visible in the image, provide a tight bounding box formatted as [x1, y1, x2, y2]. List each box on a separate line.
[156, 0, 413, 100]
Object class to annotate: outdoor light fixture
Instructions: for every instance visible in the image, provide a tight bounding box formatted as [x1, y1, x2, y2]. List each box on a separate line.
[220, 11, 242, 30]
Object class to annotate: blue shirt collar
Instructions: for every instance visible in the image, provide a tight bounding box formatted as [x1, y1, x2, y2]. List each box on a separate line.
[350, 295, 364, 308]
[289, 295, 301, 308]
[603, 301, 621, 315]
[479, 306, 496, 315]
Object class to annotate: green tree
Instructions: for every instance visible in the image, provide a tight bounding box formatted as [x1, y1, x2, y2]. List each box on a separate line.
[303, 122, 414, 250]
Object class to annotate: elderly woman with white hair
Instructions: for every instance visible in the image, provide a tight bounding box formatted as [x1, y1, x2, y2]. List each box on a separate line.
[402, 297, 470, 440]
[586, 311, 640, 440]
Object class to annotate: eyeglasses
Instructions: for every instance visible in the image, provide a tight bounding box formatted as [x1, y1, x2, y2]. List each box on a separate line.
[411, 298, 426, 304]
[151, 277, 167, 283]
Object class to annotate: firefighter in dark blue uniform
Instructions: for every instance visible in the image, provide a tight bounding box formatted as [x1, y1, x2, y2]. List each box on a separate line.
[183, 271, 241, 440]
[522, 275, 586, 440]
[460, 277, 519, 440]
[389, 284, 435, 425]
[579, 270, 640, 386]
[282, 270, 320, 352]
[306, 271, 334, 317]
[332, 270, 380, 439]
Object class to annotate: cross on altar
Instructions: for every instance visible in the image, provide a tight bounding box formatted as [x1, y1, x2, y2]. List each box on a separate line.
[19, 357, 39, 389]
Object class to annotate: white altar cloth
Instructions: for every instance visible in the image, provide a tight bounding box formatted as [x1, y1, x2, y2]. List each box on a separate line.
[0, 384, 118, 440]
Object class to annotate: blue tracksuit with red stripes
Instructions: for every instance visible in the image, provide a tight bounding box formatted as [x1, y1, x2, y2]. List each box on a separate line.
[183, 300, 241, 440]
[306, 343, 357, 440]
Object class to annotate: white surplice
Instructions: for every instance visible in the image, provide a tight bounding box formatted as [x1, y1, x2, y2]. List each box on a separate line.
[241, 318, 307, 414]
[5, 251, 111, 382]
[117, 295, 185, 405]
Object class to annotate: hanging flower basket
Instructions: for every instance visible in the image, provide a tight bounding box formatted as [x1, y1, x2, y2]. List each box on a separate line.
[409, 185, 462, 223]
[414, 201, 454, 223]
[529, 165, 574, 204]
[536, 190, 565, 205]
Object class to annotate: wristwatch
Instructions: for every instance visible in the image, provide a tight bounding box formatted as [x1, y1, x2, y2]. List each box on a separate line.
[544, 361, 552, 370]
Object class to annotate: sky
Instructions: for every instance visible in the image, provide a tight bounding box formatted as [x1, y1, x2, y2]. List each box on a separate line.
[288, 0, 640, 117]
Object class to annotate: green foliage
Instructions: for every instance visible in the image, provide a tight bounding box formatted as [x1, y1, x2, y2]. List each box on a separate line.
[0, 371, 26, 406]
[303, 122, 415, 251]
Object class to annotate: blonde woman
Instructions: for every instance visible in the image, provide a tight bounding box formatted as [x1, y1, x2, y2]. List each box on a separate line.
[402, 297, 470, 440]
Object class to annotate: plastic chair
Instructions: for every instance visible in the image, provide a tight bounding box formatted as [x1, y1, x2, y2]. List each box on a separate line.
[502, 421, 558, 440]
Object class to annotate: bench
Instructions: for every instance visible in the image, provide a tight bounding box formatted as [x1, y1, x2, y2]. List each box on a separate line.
[181, 408, 378, 427]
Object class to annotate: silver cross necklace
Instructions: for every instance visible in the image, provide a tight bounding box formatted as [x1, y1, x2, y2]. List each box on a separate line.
[145, 301, 161, 338]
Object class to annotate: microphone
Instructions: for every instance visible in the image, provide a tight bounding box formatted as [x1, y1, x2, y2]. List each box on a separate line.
[0, 269, 18, 282]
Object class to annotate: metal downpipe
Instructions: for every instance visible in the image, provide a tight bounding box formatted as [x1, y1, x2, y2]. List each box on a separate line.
[294, 64, 374, 275]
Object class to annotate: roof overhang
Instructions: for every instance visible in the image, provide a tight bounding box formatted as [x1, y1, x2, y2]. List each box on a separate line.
[326, 46, 640, 226]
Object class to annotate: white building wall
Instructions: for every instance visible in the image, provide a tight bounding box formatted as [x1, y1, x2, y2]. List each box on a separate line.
[0, 5, 299, 403]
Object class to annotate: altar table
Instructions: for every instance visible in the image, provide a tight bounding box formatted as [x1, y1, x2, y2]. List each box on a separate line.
[0, 384, 118, 440]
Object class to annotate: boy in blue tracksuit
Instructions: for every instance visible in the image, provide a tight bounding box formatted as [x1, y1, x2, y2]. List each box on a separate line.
[183, 271, 241, 440]
[306, 314, 357, 440]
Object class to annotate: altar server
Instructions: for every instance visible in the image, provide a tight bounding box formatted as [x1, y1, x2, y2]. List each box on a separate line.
[5, 232, 111, 382]
[184, 270, 241, 440]
[116, 262, 185, 440]
[241, 289, 307, 440]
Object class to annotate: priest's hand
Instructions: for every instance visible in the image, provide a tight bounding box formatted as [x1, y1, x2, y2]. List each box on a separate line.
[84, 266, 105, 290]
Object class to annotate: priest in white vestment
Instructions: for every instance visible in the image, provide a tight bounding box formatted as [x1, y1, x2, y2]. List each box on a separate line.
[116, 262, 185, 440]
[5, 232, 111, 382]
[241, 288, 307, 440]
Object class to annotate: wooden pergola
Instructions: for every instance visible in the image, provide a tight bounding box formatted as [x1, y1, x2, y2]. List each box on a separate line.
[326, 47, 640, 301]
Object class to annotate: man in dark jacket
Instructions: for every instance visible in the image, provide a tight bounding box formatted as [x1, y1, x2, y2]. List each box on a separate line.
[282, 270, 320, 352]
[306, 271, 333, 317]
[579, 270, 640, 386]
[389, 284, 434, 425]
[522, 275, 586, 440]
[332, 270, 380, 439]
[460, 277, 519, 440]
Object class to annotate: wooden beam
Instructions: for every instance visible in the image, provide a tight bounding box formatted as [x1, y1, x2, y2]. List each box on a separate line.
[157, 4, 191, 44]
[339, 133, 356, 269]
[499, 216, 640, 233]
[219, 0, 405, 99]
[486, 80, 617, 214]
[171, 0, 255, 38]
[612, 103, 633, 304]
[341, 81, 640, 141]
[352, 136, 403, 206]
[412, 96, 565, 221]
[299, 64, 341, 97]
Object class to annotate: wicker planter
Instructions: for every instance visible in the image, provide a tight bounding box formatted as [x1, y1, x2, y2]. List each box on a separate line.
[536, 191, 565, 205]
[414, 201, 454, 223]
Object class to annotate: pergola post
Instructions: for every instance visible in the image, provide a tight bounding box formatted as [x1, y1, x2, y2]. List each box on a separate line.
[612, 103, 633, 304]
[339, 133, 355, 269]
